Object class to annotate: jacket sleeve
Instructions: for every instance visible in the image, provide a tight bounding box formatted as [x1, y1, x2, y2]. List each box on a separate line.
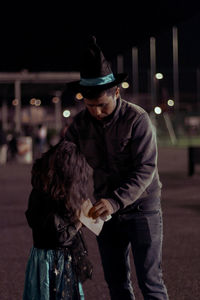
[65, 119, 79, 145]
[25, 189, 78, 245]
[110, 112, 159, 210]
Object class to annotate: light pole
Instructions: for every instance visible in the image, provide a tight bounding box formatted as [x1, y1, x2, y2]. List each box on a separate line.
[132, 47, 139, 102]
[117, 54, 124, 73]
[150, 37, 156, 110]
[173, 26, 179, 111]
[52, 91, 62, 132]
[155, 73, 164, 105]
[14, 80, 21, 133]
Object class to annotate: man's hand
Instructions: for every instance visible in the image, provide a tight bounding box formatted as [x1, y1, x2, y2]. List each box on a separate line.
[88, 199, 114, 219]
[75, 221, 82, 231]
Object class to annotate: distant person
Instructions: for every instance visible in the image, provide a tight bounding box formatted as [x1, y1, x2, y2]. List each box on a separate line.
[0, 123, 8, 165]
[23, 124, 33, 137]
[65, 36, 169, 299]
[8, 133, 18, 161]
[23, 140, 92, 300]
[35, 123, 47, 155]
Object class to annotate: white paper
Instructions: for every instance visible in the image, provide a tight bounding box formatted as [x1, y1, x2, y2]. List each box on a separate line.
[79, 199, 104, 236]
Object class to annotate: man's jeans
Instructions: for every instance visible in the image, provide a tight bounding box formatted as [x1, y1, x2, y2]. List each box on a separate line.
[97, 205, 169, 300]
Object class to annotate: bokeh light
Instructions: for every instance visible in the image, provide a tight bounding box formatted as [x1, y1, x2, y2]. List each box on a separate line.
[30, 98, 36, 105]
[167, 99, 175, 106]
[155, 73, 164, 80]
[12, 99, 19, 106]
[35, 99, 41, 106]
[63, 110, 71, 118]
[121, 82, 129, 89]
[154, 106, 162, 114]
[75, 93, 83, 100]
[52, 97, 60, 103]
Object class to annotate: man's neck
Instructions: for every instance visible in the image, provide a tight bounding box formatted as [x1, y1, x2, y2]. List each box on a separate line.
[100, 97, 120, 125]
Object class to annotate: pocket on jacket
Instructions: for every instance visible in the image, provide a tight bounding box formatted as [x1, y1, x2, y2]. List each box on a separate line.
[136, 203, 160, 214]
[110, 138, 130, 154]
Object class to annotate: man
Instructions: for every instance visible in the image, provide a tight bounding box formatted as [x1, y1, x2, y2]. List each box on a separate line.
[65, 36, 168, 300]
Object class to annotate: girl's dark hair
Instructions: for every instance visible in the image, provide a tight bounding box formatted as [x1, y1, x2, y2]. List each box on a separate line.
[31, 140, 90, 221]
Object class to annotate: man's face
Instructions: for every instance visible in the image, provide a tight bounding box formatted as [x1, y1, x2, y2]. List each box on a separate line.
[83, 88, 119, 120]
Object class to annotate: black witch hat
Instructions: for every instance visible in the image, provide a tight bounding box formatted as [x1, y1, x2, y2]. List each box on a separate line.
[66, 36, 128, 93]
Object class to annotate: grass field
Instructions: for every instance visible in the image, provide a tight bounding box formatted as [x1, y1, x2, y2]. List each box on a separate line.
[157, 136, 200, 147]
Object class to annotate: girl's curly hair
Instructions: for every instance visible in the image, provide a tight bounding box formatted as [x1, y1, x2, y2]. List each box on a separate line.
[31, 140, 90, 222]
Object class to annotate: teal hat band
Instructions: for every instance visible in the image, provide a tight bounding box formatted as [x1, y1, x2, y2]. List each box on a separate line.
[80, 73, 115, 86]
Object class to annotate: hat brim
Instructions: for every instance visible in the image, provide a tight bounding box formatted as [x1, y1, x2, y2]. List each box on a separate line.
[66, 73, 128, 93]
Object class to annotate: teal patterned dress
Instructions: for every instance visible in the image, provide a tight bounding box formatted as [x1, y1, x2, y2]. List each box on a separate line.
[23, 247, 84, 300]
[23, 189, 92, 300]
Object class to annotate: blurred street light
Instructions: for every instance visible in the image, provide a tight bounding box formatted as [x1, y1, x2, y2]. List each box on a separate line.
[75, 93, 83, 100]
[35, 99, 41, 106]
[155, 73, 164, 80]
[63, 110, 71, 118]
[121, 82, 129, 89]
[12, 99, 19, 106]
[154, 106, 162, 114]
[167, 99, 175, 107]
[30, 98, 36, 105]
[52, 97, 60, 104]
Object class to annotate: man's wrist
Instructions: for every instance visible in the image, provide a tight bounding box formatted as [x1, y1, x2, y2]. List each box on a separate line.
[106, 198, 120, 213]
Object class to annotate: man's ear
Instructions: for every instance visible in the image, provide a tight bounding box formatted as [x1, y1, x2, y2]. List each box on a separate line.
[115, 87, 120, 98]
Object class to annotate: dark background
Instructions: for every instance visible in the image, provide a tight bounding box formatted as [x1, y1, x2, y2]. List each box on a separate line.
[1, 1, 200, 110]
[1, 1, 200, 72]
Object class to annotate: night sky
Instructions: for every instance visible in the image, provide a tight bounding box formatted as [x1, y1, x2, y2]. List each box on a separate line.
[1, 1, 200, 72]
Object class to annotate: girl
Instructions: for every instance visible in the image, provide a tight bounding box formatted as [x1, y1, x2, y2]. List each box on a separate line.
[23, 140, 92, 300]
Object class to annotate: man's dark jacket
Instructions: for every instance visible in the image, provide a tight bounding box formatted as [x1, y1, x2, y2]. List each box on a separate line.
[65, 98, 162, 213]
